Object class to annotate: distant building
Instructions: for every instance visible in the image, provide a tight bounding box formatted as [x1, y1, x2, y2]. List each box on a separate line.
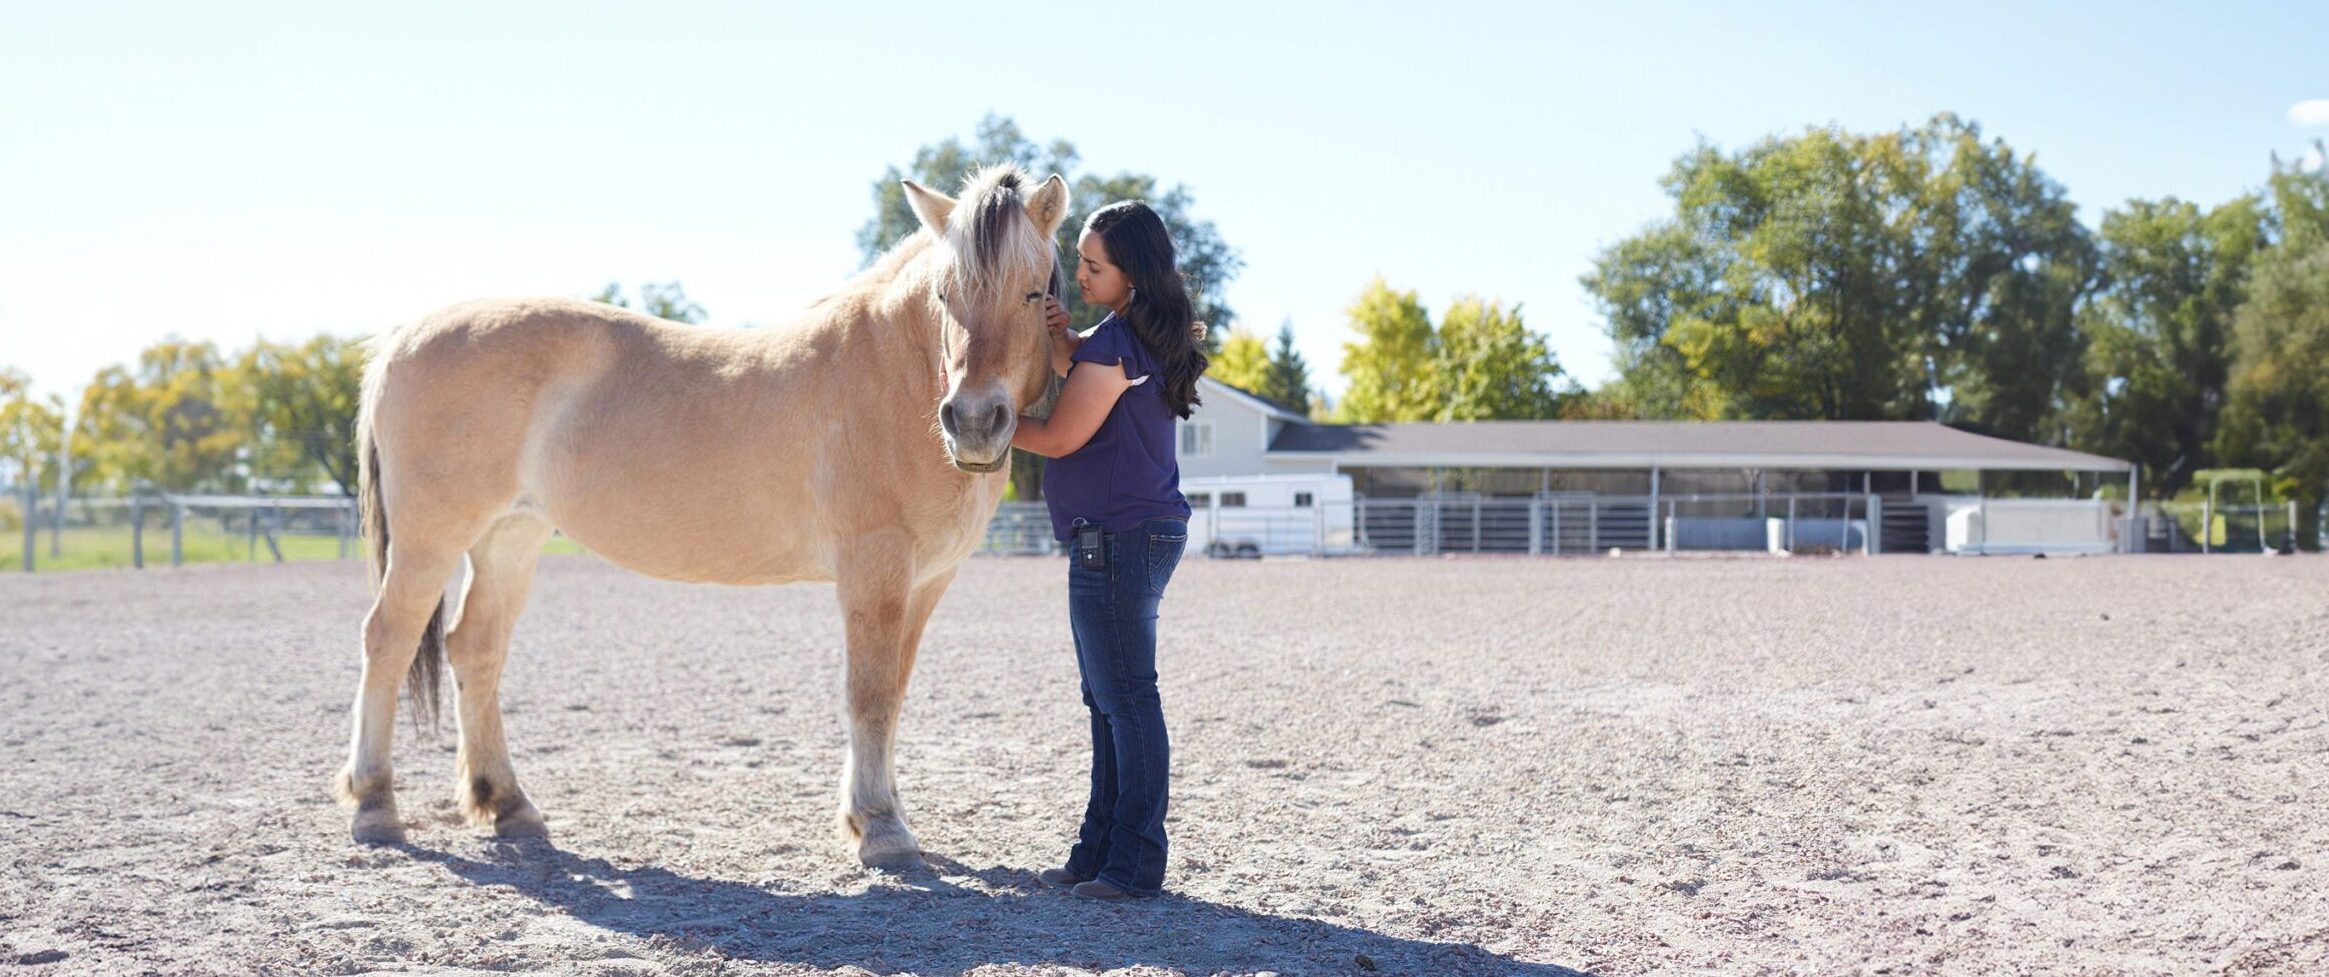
[1168, 377, 2137, 555]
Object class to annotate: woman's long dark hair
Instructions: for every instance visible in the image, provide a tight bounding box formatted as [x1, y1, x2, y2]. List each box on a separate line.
[1085, 201, 1207, 419]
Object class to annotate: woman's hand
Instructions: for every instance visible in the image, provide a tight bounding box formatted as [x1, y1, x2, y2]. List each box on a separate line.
[1045, 296, 1081, 375]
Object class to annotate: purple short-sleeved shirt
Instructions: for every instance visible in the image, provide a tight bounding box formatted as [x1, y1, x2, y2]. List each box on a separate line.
[1042, 313, 1193, 541]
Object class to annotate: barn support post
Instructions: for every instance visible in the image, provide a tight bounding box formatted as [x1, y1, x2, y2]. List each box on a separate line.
[1647, 466, 1661, 552]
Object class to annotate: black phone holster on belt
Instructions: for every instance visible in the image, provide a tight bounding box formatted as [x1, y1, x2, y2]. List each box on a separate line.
[1073, 522, 1107, 571]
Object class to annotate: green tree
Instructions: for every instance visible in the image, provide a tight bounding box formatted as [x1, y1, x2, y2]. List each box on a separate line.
[1435, 297, 1574, 421]
[1211, 328, 1271, 395]
[1260, 320, 1315, 417]
[1336, 282, 1576, 423]
[1582, 114, 2094, 440]
[857, 114, 1243, 350]
[73, 339, 247, 493]
[234, 335, 368, 495]
[2220, 240, 2329, 546]
[2220, 150, 2329, 546]
[592, 281, 708, 324]
[0, 368, 67, 495]
[2064, 196, 2267, 498]
[1335, 278, 1439, 422]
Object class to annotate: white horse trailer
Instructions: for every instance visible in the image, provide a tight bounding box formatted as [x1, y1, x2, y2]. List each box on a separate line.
[1182, 474, 1355, 557]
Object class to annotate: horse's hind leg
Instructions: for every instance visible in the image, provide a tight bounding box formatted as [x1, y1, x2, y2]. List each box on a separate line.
[336, 540, 466, 845]
[448, 514, 554, 837]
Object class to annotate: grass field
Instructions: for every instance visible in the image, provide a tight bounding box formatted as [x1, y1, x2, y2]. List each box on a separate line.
[1, 525, 588, 572]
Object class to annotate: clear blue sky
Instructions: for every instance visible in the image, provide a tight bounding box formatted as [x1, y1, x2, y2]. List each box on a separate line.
[4, 1, 2325, 404]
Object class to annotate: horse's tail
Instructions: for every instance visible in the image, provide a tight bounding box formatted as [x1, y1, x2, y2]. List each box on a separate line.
[358, 384, 446, 729]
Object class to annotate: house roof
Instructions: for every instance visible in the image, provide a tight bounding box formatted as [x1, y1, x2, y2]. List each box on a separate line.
[1198, 377, 1308, 422]
[1266, 420, 2132, 473]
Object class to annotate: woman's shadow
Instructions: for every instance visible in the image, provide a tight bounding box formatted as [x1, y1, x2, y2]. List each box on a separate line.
[409, 839, 1589, 976]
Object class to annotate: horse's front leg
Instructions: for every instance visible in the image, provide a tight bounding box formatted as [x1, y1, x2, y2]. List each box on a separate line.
[833, 538, 950, 868]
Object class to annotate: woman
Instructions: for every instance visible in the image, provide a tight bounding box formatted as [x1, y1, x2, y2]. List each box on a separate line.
[1009, 199, 1208, 901]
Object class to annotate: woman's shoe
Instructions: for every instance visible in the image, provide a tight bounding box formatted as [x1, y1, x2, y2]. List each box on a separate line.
[1070, 879, 1135, 901]
[1038, 867, 1090, 886]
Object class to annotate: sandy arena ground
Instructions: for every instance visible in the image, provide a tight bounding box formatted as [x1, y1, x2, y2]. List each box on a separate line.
[1, 553, 2325, 976]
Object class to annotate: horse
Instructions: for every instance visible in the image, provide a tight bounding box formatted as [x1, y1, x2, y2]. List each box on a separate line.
[333, 164, 1070, 868]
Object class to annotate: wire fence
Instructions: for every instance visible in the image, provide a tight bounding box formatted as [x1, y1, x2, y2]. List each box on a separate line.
[9, 490, 2319, 572]
[5, 491, 360, 572]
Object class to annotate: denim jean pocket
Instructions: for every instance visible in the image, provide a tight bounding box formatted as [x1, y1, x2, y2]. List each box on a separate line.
[1144, 531, 1186, 597]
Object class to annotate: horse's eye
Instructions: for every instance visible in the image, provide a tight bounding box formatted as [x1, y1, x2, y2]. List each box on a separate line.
[1024, 291, 1043, 303]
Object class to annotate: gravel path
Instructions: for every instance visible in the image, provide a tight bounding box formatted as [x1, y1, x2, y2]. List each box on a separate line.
[2, 553, 2324, 976]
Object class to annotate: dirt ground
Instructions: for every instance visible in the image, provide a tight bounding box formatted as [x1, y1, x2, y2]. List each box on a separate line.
[1, 552, 2324, 976]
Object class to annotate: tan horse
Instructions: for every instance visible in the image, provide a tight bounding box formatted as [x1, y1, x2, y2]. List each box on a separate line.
[333, 165, 1069, 867]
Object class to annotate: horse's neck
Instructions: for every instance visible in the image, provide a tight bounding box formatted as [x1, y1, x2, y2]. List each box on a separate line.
[783, 259, 946, 409]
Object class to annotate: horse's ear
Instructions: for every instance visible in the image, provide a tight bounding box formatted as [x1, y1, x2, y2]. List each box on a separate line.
[901, 180, 956, 235]
[1024, 174, 1070, 236]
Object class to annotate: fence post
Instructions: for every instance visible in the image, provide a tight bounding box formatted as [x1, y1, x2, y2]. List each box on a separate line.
[1588, 499, 1600, 552]
[1786, 496, 1797, 553]
[171, 500, 184, 567]
[18, 479, 33, 572]
[1528, 498, 1543, 556]
[131, 497, 144, 568]
[262, 506, 284, 563]
[1665, 499, 1677, 553]
[1866, 494, 1881, 555]
[2201, 496, 2212, 555]
[1550, 501, 1561, 556]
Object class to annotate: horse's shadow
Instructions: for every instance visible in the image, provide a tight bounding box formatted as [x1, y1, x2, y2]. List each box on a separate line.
[407, 840, 1588, 976]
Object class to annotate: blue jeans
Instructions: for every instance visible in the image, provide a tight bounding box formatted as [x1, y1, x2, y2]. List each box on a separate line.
[1063, 516, 1186, 896]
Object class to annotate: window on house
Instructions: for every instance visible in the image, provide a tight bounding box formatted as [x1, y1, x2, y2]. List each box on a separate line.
[1293, 492, 1313, 507]
[1221, 492, 1246, 507]
[1178, 420, 1213, 457]
[1186, 492, 1211, 507]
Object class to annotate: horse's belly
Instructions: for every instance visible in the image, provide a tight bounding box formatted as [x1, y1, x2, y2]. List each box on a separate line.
[543, 494, 836, 585]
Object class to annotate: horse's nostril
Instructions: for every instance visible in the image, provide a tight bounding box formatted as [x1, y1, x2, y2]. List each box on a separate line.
[991, 405, 1011, 433]
[939, 402, 959, 437]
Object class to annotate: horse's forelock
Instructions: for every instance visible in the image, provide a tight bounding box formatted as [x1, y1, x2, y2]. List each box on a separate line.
[947, 166, 1048, 296]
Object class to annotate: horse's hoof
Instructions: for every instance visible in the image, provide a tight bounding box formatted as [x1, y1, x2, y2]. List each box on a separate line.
[351, 807, 407, 845]
[855, 818, 923, 869]
[494, 804, 549, 839]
